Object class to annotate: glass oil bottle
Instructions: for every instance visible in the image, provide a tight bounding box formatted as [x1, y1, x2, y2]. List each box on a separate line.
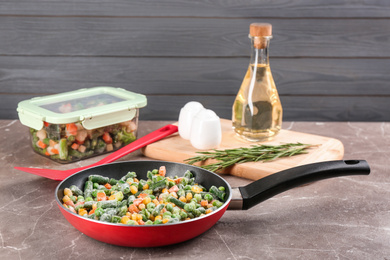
[232, 23, 282, 141]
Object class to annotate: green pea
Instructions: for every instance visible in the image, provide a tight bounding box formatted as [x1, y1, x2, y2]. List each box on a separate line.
[194, 194, 202, 202]
[204, 193, 213, 202]
[166, 203, 174, 212]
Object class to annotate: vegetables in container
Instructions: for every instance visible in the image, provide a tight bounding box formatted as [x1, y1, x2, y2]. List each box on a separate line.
[17, 87, 147, 163]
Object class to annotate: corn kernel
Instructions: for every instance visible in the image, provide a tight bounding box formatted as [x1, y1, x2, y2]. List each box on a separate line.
[131, 213, 138, 221]
[136, 214, 143, 221]
[191, 186, 202, 194]
[142, 183, 149, 190]
[121, 216, 130, 224]
[62, 195, 71, 203]
[138, 203, 145, 210]
[152, 199, 159, 205]
[162, 218, 169, 224]
[130, 185, 138, 194]
[186, 192, 193, 201]
[133, 178, 139, 183]
[162, 188, 168, 193]
[64, 188, 72, 197]
[179, 196, 187, 203]
[206, 209, 213, 214]
[109, 194, 116, 200]
[126, 212, 131, 217]
[78, 208, 87, 216]
[154, 215, 162, 221]
[143, 197, 151, 205]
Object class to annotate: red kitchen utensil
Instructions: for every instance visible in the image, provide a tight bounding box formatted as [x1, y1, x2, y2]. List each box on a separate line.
[14, 124, 178, 180]
[55, 159, 370, 247]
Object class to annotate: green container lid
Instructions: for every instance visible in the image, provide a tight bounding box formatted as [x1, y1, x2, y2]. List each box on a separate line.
[17, 87, 147, 130]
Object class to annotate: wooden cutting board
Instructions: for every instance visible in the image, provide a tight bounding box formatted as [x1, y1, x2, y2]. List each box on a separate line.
[142, 119, 344, 180]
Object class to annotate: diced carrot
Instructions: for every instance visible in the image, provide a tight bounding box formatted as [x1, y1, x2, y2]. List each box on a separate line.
[88, 208, 96, 215]
[45, 151, 50, 156]
[200, 200, 208, 207]
[37, 140, 47, 149]
[71, 143, 79, 150]
[51, 148, 59, 155]
[174, 177, 183, 184]
[138, 220, 145, 225]
[68, 206, 77, 214]
[76, 139, 85, 145]
[128, 204, 140, 214]
[102, 132, 112, 144]
[96, 192, 107, 201]
[104, 183, 112, 189]
[168, 185, 179, 193]
[44, 121, 50, 127]
[137, 193, 148, 198]
[66, 123, 78, 136]
[159, 166, 166, 176]
[133, 198, 143, 207]
[64, 200, 75, 207]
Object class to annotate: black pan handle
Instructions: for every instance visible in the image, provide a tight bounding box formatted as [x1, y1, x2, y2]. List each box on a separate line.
[235, 160, 370, 210]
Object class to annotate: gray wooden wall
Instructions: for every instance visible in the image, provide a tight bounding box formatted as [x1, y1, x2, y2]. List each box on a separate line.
[1, 1, 389, 122]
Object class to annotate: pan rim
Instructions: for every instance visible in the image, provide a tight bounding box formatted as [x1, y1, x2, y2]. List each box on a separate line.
[55, 160, 233, 228]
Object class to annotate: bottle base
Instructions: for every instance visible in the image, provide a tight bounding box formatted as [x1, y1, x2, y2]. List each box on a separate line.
[233, 127, 280, 142]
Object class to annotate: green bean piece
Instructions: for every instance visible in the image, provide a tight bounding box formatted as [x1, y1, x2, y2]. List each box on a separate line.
[183, 170, 193, 179]
[152, 204, 165, 217]
[59, 138, 68, 160]
[151, 179, 167, 193]
[118, 183, 131, 194]
[70, 185, 83, 196]
[212, 200, 224, 208]
[167, 218, 180, 224]
[97, 200, 118, 209]
[197, 207, 206, 214]
[210, 186, 226, 201]
[84, 181, 93, 198]
[111, 215, 121, 223]
[109, 178, 118, 186]
[83, 201, 95, 209]
[100, 213, 112, 222]
[147, 171, 154, 180]
[179, 211, 188, 220]
[120, 171, 136, 182]
[117, 206, 128, 217]
[168, 197, 186, 209]
[87, 213, 96, 220]
[88, 175, 110, 185]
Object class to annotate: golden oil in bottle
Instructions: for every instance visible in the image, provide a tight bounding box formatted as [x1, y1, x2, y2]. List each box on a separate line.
[232, 23, 282, 141]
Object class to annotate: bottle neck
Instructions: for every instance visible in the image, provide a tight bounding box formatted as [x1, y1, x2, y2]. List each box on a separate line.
[249, 36, 271, 66]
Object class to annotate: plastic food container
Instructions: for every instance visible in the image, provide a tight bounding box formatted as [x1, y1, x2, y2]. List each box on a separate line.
[17, 87, 147, 163]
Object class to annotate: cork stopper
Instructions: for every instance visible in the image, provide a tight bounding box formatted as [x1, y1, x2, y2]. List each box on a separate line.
[249, 23, 272, 49]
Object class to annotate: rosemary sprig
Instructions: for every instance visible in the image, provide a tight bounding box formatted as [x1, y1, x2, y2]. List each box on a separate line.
[184, 143, 318, 172]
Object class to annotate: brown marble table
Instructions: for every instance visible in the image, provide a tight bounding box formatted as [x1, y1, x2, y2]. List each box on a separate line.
[0, 120, 389, 259]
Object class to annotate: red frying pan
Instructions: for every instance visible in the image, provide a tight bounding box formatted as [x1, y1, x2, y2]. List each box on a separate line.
[55, 160, 370, 247]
